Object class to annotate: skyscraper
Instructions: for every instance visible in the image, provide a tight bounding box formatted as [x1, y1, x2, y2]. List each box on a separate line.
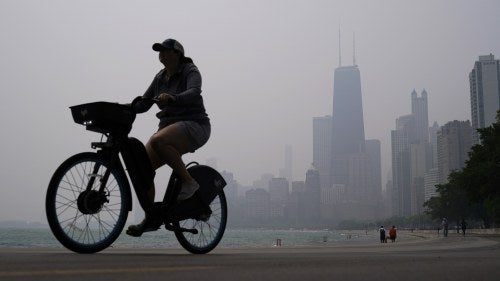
[391, 89, 432, 217]
[409, 142, 432, 215]
[424, 168, 439, 202]
[331, 65, 365, 186]
[304, 167, 321, 220]
[469, 54, 500, 144]
[313, 115, 332, 189]
[391, 125, 411, 217]
[437, 120, 473, 184]
[412, 89, 429, 143]
[429, 121, 440, 167]
[279, 145, 293, 182]
[268, 177, 289, 205]
[365, 139, 382, 196]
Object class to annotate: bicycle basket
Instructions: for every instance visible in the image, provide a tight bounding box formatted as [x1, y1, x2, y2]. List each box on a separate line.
[70, 102, 136, 134]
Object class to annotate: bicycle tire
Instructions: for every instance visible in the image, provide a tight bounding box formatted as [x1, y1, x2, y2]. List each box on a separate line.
[174, 190, 227, 254]
[45, 152, 130, 253]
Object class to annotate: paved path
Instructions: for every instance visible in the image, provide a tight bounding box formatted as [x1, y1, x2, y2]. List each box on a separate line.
[1, 235, 499, 281]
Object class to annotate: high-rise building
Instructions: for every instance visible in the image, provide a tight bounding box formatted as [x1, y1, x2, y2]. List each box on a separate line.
[469, 54, 500, 144]
[365, 139, 382, 196]
[304, 167, 321, 220]
[331, 66, 365, 186]
[288, 181, 306, 222]
[424, 168, 439, 201]
[221, 171, 239, 204]
[321, 184, 346, 205]
[268, 177, 289, 205]
[384, 178, 394, 218]
[279, 145, 293, 182]
[412, 89, 429, 143]
[437, 120, 473, 184]
[313, 116, 332, 189]
[409, 142, 432, 215]
[245, 188, 270, 220]
[348, 152, 372, 202]
[429, 121, 440, 167]
[391, 113, 416, 217]
[391, 128, 411, 217]
[291, 181, 306, 193]
[391, 89, 432, 217]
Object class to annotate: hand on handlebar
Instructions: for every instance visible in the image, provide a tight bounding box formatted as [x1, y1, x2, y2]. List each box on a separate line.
[157, 93, 176, 106]
[130, 96, 159, 114]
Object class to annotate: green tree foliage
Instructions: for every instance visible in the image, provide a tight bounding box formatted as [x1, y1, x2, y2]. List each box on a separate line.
[423, 171, 488, 227]
[461, 113, 500, 223]
[424, 112, 500, 226]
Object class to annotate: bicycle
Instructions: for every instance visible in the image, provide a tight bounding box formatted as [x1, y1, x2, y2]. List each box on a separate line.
[45, 97, 227, 254]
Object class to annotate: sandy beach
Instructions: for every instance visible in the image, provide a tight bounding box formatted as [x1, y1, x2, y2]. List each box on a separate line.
[0, 230, 499, 281]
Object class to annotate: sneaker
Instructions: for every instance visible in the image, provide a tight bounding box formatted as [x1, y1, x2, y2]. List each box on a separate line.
[126, 217, 162, 237]
[177, 180, 200, 201]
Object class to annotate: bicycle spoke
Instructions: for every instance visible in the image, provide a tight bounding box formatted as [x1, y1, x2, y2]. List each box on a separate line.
[49, 157, 127, 248]
[175, 192, 227, 252]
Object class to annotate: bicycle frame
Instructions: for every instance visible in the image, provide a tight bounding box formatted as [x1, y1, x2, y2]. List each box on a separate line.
[88, 134, 157, 214]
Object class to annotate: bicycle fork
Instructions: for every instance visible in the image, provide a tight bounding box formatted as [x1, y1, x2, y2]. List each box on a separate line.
[77, 151, 116, 215]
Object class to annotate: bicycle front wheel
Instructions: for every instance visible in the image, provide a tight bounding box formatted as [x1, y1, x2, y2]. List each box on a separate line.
[45, 152, 130, 253]
[174, 190, 227, 254]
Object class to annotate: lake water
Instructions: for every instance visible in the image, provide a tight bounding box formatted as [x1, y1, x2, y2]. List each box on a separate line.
[0, 228, 372, 249]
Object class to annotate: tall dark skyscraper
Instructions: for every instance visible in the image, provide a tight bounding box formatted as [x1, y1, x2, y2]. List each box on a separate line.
[331, 65, 365, 186]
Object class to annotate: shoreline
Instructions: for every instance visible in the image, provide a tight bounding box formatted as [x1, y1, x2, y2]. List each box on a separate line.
[1, 235, 499, 281]
[2, 225, 500, 252]
[2, 227, 498, 251]
[0, 233, 498, 254]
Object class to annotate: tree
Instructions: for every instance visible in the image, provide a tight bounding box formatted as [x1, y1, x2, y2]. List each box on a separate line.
[461, 112, 500, 224]
[424, 172, 472, 226]
[425, 112, 500, 226]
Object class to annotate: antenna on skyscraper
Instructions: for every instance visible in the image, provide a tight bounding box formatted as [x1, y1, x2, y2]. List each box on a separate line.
[338, 28, 342, 67]
[353, 32, 357, 66]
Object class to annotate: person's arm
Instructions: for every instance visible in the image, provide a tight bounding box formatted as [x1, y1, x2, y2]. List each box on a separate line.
[133, 77, 157, 113]
[173, 65, 202, 105]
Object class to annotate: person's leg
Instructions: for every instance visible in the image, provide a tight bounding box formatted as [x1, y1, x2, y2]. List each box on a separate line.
[147, 123, 195, 184]
[127, 123, 196, 236]
[148, 122, 204, 202]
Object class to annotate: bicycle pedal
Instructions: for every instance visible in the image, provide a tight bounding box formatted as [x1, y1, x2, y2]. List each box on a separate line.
[164, 223, 198, 234]
[126, 228, 143, 237]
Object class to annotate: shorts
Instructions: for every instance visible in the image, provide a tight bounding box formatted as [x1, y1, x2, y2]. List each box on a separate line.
[177, 121, 211, 153]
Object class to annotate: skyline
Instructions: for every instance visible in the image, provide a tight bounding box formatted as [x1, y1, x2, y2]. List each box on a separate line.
[1, 0, 500, 222]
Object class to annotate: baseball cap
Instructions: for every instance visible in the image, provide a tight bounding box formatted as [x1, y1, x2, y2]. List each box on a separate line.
[152, 39, 184, 55]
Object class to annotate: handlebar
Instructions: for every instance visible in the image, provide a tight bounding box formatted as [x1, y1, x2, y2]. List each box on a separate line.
[130, 96, 160, 114]
[131, 96, 159, 107]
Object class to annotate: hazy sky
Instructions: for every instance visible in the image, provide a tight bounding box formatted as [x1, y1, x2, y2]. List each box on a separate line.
[1, 0, 499, 222]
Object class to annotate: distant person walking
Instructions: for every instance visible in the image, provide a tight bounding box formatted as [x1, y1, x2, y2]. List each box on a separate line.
[379, 226, 387, 243]
[460, 219, 467, 236]
[442, 218, 449, 237]
[389, 226, 397, 242]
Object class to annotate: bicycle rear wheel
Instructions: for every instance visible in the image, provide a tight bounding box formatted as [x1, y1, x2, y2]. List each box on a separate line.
[45, 152, 130, 253]
[174, 190, 227, 254]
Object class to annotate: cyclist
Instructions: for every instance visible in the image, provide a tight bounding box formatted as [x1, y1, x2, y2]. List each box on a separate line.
[127, 38, 211, 236]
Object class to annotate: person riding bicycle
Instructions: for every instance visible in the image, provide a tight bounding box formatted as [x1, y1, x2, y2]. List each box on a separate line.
[127, 38, 211, 236]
